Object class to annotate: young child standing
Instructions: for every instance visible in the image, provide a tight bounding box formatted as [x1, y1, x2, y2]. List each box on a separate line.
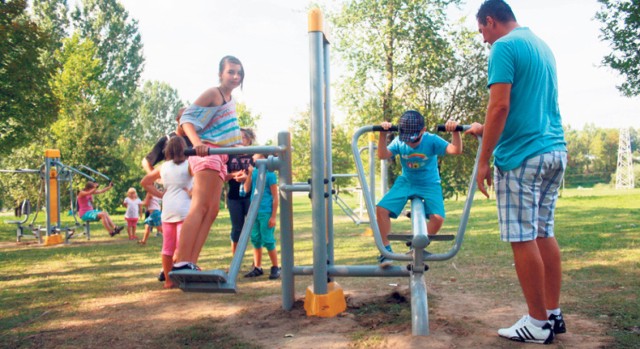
[376, 110, 462, 267]
[123, 187, 143, 240]
[243, 153, 280, 280]
[141, 136, 193, 289]
[139, 192, 163, 245]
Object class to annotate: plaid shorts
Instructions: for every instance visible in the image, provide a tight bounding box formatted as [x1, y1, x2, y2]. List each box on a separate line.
[494, 151, 567, 242]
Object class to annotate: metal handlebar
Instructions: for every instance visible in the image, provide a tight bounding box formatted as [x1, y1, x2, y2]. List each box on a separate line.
[436, 124, 471, 132]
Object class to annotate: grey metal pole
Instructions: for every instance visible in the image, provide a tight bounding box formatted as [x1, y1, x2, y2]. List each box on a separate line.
[409, 198, 430, 336]
[225, 159, 269, 289]
[278, 131, 296, 310]
[324, 40, 334, 269]
[381, 159, 388, 196]
[368, 135, 376, 205]
[44, 156, 53, 238]
[309, 28, 328, 295]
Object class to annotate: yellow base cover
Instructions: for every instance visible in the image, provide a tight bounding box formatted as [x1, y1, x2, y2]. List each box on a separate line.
[304, 281, 347, 317]
[44, 234, 63, 246]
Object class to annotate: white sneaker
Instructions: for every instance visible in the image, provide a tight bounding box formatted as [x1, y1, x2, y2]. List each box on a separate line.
[498, 315, 554, 344]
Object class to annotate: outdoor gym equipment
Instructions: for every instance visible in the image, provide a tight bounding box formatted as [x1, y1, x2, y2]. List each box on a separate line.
[4, 199, 33, 242]
[0, 150, 105, 245]
[332, 132, 389, 225]
[168, 144, 287, 293]
[172, 7, 481, 337]
[295, 9, 483, 335]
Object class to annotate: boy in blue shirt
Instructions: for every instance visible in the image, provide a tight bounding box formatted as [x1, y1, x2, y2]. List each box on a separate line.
[243, 153, 280, 279]
[376, 110, 462, 267]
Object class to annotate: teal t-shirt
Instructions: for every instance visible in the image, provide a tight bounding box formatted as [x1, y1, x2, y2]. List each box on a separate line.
[250, 170, 277, 214]
[488, 27, 566, 171]
[387, 133, 449, 186]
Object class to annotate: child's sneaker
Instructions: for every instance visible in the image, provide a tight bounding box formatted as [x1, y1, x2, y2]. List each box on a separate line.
[268, 266, 281, 280]
[548, 313, 567, 334]
[244, 266, 263, 278]
[157, 270, 165, 282]
[498, 315, 554, 344]
[378, 254, 393, 268]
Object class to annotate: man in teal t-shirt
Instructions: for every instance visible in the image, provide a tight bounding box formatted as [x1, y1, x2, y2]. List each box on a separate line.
[467, 0, 568, 345]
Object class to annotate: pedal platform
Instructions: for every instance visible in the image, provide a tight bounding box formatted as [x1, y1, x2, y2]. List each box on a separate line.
[388, 234, 454, 242]
[168, 269, 236, 294]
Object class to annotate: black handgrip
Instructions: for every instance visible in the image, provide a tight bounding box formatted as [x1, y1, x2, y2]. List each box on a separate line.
[436, 124, 466, 132]
[184, 148, 197, 156]
[372, 125, 399, 132]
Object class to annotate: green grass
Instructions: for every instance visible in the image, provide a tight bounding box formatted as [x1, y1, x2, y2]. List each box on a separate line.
[0, 188, 638, 347]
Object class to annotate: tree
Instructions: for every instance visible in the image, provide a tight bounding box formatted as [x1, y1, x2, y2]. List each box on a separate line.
[0, 0, 58, 154]
[31, 0, 69, 52]
[236, 101, 261, 130]
[71, 0, 143, 101]
[132, 81, 184, 145]
[290, 109, 312, 183]
[596, 0, 640, 97]
[49, 34, 127, 211]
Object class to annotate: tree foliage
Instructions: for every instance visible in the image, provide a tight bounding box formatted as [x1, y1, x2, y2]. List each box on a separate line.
[132, 81, 184, 145]
[596, 0, 640, 97]
[564, 124, 623, 187]
[71, 0, 143, 100]
[236, 101, 261, 130]
[0, 0, 58, 154]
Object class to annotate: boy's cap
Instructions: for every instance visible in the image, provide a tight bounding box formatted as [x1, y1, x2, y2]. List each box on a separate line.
[398, 110, 425, 142]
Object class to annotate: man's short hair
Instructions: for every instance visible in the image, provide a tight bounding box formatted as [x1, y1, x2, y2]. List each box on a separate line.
[476, 0, 516, 26]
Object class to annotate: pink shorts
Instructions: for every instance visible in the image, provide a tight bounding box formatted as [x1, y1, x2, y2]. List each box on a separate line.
[188, 144, 228, 181]
[161, 221, 183, 256]
[125, 217, 138, 227]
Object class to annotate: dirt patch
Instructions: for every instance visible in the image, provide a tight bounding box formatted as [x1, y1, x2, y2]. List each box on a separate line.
[8, 279, 612, 349]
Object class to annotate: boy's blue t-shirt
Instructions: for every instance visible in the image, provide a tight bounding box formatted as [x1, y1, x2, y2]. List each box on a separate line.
[387, 133, 449, 186]
[250, 170, 277, 213]
[488, 27, 567, 171]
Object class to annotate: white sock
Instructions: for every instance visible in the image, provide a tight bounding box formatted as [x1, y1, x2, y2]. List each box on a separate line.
[173, 261, 188, 268]
[546, 308, 561, 317]
[528, 316, 548, 328]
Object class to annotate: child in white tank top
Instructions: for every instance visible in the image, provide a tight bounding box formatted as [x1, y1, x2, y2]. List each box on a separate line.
[141, 136, 193, 289]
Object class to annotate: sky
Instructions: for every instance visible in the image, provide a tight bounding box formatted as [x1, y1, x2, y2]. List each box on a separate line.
[118, 0, 640, 144]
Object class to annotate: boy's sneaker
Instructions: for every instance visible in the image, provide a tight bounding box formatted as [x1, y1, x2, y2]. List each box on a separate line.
[378, 254, 393, 268]
[268, 266, 281, 280]
[157, 270, 165, 282]
[548, 313, 567, 334]
[498, 315, 554, 344]
[171, 262, 201, 272]
[244, 267, 263, 278]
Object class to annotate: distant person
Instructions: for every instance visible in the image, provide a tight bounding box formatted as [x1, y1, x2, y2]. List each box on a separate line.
[172, 55, 245, 272]
[123, 187, 143, 240]
[77, 181, 123, 237]
[465, 0, 568, 344]
[242, 153, 280, 279]
[141, 136, 193, 289]
[225, 128, 256, 254]
[376, 111, 462, 267]
[139, 192, 162, 245]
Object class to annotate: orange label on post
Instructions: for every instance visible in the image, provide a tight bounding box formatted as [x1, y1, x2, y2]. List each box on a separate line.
[49, 169, 58, 225]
